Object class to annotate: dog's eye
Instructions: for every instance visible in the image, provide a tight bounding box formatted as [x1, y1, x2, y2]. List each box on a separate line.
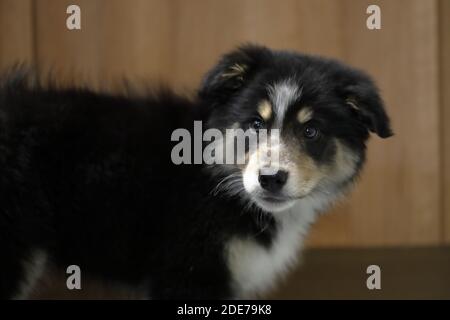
[303, 126, 320, 140]
[249, 118, 265, 131]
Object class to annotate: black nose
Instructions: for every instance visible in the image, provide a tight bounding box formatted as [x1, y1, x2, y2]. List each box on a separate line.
[258, 170, 289, 193]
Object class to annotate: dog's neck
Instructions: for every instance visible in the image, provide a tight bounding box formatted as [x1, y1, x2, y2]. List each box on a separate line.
[226, 197, 323, 298]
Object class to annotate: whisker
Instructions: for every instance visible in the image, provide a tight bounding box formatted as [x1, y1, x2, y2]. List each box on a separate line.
[210, 173, 241, 196]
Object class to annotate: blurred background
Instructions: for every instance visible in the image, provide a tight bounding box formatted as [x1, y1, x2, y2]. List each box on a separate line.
[0, 0, 449, 299]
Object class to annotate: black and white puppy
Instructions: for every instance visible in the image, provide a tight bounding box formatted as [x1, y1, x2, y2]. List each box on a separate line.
[0, 45, 392, 299]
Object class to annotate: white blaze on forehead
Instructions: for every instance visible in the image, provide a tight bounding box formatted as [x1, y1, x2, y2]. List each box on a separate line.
[268, 79, 302, 127]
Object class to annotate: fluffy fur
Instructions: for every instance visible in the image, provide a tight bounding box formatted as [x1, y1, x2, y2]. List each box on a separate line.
[0, 45, 392, 299]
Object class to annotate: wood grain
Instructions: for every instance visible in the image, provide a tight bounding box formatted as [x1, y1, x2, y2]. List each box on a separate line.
[440, 0, 450, 243]
[32, 0, 100, 86]
[307, 0, 441, 247]
[33, 0, 174, 90]
[0, 0, 34, 70]
[171, 0, 343, 89]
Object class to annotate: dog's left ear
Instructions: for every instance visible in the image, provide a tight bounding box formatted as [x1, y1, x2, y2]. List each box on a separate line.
[340, 71, 393, 138]
[199, 44, 270, 106]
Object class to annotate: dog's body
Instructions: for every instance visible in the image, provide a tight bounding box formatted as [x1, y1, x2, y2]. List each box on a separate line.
[0, 45, 392, 299]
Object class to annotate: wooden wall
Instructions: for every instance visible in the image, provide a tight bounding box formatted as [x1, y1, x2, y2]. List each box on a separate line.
[440, 0, 450, 244]
[0, 0, 34, 68]
[0, 0, 448, 247]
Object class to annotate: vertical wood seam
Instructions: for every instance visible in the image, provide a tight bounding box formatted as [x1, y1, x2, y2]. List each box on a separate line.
[438, 0, 450, 243]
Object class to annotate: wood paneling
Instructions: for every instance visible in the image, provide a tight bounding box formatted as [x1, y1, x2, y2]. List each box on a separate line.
[33, 0, 101, 86]
[0, 0, 34, 69]
[0, 0, 447, 247]
[440, 0, 450, 243]
[308, 0, 441, 247]
[34, 0, 174, 89]
[171, 0, 343, 89]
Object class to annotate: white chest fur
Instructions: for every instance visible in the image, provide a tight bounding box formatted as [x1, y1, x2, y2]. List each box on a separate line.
[226, 200, 319, 298]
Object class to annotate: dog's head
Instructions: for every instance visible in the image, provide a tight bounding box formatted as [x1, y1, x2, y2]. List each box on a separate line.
[199, 45, 392, 213]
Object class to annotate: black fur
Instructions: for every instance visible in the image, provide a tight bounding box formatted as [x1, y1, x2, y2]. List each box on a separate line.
[0, 45, 391, 299]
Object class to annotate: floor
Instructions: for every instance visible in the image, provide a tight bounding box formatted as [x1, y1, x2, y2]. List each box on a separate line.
[269, 246, 450, 299]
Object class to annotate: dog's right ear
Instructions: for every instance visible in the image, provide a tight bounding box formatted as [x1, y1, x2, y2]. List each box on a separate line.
[199, 44, 270, 106]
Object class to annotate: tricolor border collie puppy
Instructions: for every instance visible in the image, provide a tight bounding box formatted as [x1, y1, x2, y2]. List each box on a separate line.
[0, 45, 392, 299]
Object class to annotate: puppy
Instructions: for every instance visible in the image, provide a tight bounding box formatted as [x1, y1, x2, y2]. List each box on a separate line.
[0, 44, 392, 299]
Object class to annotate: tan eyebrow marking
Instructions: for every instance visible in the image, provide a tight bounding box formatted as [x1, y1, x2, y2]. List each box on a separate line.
[257, 100, 273, 120]
[297, 107, 313, 123]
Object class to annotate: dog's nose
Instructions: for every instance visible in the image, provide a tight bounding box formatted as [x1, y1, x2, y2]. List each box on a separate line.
[258, 170, 289, 193]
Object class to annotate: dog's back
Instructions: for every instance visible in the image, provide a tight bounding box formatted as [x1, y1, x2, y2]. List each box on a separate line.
[0, 73, 237, 298]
